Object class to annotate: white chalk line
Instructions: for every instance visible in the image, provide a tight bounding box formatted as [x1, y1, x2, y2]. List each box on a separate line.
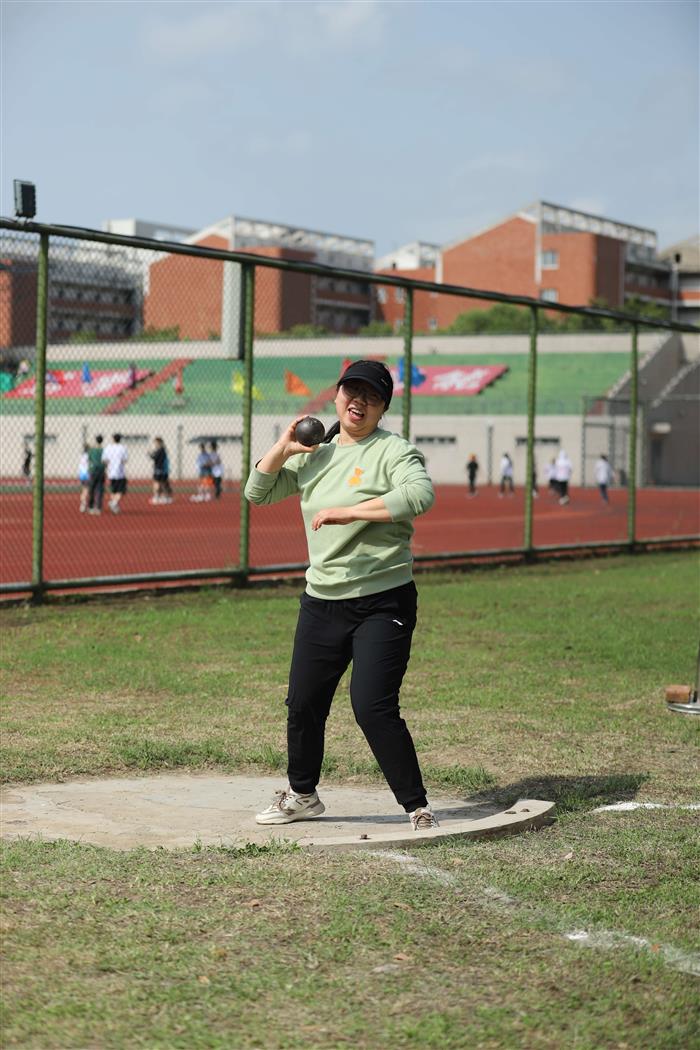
[564, 929, 700, 977]
[593, 802, 700, 812]
[370, 849, 700, 977]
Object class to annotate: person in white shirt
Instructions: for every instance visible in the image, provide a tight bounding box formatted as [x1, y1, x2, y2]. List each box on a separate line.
[594, 454, 614, 504]
[78, 444, 90, 513]
[554, 449, 573, 506]
[102, 433, 128, 514]
[499, 453, 514, 497]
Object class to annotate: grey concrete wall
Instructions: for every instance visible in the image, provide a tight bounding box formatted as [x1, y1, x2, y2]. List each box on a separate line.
[2, 411, 587, 487]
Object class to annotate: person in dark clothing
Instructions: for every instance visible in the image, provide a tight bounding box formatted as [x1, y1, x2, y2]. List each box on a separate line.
[149, 437, 171, 504]
[209, 440, 223, 499]
[22, 445, 32, 484]
[466, 454, 479, 496]
[87, 434, 105, 514]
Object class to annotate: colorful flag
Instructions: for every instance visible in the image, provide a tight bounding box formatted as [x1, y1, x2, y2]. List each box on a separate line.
[284, 370, 311, 396]
[232, 371, 263, 400]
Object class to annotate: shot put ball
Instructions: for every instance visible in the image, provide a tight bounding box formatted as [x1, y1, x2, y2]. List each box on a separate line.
[295, 416, 325, 446]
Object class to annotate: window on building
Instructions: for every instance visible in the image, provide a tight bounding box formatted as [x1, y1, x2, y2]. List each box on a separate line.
[376, 288, 387, 304]
[541, 250, 559, 269]
[394, 287, 405, 304]
[428, 317, 438, 331]
[541, 288, 558, 303]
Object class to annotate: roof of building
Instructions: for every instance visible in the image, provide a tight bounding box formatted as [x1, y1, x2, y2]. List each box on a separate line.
[441, 201, 659, 258]
[190, 215, 375, 270]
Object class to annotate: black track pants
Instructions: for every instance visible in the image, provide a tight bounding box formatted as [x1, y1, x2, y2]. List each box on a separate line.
[285, 581, 427, 812]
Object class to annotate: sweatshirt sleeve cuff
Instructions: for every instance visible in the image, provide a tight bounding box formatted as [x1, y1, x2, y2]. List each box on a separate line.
[382, 489, 411, 521]
[244, 466, 280, 501]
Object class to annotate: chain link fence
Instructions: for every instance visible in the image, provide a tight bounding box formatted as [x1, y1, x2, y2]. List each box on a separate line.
[1, 220, 697, 597]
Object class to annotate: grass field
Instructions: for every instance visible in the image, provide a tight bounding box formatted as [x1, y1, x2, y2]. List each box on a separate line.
[128, 352, 630, 417]
[1, 554, 699, 1048]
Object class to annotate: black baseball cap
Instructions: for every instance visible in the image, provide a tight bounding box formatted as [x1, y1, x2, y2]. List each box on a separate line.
[337, 360, 393, 408]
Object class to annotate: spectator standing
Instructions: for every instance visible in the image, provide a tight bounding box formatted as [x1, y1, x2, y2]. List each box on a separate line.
[21, 444, 32, 484]
[191, 442, 213, 502]
[161, 443, 174, 502]
[499, 452, 514, 497]
[466, 454, 479, 497]
[78, 444, 90, 513]
[209, 440, 223, 499]
[554, 449, 573, 506]
[149, 437, 170, 504]
[595, 454, 614, 504]
[102, 433, 128, 514]
[87, 434, 105, 514]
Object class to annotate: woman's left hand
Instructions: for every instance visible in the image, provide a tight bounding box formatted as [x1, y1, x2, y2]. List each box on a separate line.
[311, 507, 356, 530]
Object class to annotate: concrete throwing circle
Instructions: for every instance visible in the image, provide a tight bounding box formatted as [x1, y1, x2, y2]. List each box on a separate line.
[0, 774, 554, 853]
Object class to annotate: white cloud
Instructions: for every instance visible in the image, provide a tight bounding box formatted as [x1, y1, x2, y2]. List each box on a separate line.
[313, 0, 386, 45]
[144, 4, 264, 62]
[144, 0, 387, 63]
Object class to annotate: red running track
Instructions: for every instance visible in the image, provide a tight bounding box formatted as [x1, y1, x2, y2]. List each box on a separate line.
[1, 484, 698, 589]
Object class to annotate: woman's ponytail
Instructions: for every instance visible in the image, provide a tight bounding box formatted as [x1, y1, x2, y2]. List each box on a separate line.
[322, 421, 341, 444]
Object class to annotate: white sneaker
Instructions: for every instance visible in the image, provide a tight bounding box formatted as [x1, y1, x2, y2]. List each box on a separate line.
[409, 805, 440, 831]
[255, 788, 325, 825]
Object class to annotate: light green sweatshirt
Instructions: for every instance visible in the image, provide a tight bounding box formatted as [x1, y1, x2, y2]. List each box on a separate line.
[244, 428, 435, 599]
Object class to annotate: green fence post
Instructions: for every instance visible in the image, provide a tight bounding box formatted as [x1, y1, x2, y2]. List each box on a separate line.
[523, 304, 539, 553]
[627, 323, 639, 547]
[32, 232, 49, 601]
[238, 262, 255, 578]
[402, 286, 413, 441]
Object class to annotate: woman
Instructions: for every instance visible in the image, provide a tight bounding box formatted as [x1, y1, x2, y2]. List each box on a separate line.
[244, 360, 439, 831]
[149, 437, 169, 505]
[78, 444, 90, 513]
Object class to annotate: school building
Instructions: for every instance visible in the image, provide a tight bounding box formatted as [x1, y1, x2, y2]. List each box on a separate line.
[143, 216, 375, 341]
[374, 201, 687, 332]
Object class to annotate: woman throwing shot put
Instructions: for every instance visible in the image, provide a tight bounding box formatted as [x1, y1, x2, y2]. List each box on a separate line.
[245, 360, 439, 831]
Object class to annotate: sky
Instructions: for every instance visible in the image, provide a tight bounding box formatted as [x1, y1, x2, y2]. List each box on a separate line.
[2, 0, 698, 257]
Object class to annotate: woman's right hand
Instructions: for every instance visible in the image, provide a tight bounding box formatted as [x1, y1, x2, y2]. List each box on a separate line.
[256, 418, 320, 475]
[277, 417, 321, 458]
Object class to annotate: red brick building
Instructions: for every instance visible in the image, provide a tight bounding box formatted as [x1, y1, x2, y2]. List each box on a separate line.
[374, 202, 673, 332]
[0, 246, 142, 350]
[144, 217, 374, 340]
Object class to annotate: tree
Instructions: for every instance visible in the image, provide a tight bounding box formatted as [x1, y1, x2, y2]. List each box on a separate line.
[133, 325, 181, 342]
[358, 321, 393, 337]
